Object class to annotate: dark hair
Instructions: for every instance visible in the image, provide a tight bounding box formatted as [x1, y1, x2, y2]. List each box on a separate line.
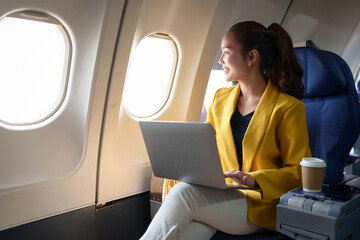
[229, 21, 304, 99]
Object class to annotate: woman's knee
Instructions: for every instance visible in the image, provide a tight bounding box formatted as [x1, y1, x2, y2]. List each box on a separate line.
[166, 182, 196, 199]
[164, 182, 206, 211]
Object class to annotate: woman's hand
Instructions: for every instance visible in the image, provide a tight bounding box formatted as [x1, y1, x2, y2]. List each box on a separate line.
[224, 169, 256, 187]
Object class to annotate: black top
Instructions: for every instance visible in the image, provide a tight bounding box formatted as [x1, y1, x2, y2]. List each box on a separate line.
[230, 107, 254, 170]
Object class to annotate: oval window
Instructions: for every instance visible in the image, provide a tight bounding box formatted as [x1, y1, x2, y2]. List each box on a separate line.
[0, 11, 71, 125]
[124, 33, 178, 117]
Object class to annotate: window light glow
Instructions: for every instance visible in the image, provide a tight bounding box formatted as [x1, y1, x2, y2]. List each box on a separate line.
[203, 70, 233, 111]
[124, 35, 177, 117]
[0, 14, 70, 125]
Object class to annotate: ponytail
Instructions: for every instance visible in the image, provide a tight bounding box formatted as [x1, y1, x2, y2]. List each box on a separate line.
[229, 21, 304, 99]
[265, 23, 304, 99]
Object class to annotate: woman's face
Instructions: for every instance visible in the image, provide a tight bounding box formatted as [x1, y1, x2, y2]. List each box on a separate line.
[218, 31, 250, 82]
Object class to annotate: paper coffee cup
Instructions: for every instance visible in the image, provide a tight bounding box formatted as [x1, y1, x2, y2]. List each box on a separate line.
[300, 157, 327, 193]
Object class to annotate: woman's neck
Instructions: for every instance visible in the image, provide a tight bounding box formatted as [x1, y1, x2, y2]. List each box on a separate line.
[237, 73, 267, 116]
[238, 72, 267, 99]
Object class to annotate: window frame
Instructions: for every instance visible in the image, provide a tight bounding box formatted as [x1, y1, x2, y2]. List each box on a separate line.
[0, 10, 72, 126]
[123, 33, 178, 118]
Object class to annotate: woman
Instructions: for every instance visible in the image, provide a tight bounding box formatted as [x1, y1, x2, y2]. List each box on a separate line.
[140, 21, 311, 239]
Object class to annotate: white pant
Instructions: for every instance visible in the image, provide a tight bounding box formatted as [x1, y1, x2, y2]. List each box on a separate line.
[140, 182, 263, 240]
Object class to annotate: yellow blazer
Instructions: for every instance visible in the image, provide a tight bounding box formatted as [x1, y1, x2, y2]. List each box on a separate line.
[206, 80, 311, 230]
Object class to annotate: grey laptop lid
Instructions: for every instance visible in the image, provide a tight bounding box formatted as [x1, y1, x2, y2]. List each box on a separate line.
[139, 121, 259, 190]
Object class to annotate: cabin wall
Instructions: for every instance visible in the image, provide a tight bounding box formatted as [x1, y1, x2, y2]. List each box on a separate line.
[0, 0, 125, 231]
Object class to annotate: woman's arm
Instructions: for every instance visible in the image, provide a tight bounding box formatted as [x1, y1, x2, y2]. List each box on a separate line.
[250, 101, 311, 200]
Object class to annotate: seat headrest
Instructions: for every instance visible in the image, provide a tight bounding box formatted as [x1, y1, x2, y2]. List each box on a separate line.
[295, 47, 349, 98]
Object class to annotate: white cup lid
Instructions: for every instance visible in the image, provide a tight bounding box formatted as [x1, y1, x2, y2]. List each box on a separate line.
[300, 157, 327, 168]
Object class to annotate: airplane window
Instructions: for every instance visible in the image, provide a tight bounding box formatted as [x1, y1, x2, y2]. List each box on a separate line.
[124, 33, 177, 118]
[200, 70, 232, 122]
[203, 70, 232, 111]
[0, 11, 71, 125]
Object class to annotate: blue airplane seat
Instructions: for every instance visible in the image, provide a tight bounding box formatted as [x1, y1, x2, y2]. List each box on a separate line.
[296, 42, 360, 184]
[344, 60, 360, 170]
[211, 41, 360, 239]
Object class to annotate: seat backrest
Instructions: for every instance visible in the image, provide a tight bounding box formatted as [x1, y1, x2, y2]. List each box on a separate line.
[295, 42, 360, 184]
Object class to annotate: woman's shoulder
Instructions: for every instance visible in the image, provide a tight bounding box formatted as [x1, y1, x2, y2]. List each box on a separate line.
[277, 90, 305, 111]
[278, 89, 304, 104]
[217, 85, 237, 94]
[213, 85, 237, 101]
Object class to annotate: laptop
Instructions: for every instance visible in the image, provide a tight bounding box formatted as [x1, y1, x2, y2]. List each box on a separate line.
[139, 121, 259, 190]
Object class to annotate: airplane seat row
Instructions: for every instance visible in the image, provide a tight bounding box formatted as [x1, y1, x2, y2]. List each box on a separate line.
[211, 41, 360, 239]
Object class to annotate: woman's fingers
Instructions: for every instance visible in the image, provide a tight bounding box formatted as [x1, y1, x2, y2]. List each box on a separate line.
[224, 170, 255, 186]
[224, 170, 246, 184]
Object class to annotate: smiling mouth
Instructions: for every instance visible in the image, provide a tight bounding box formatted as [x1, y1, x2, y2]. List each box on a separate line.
[223, 66, 230, 73]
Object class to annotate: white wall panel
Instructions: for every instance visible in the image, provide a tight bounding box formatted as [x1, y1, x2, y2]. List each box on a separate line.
[0, 0, 125, 230]
[282, 0, 360, 54]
